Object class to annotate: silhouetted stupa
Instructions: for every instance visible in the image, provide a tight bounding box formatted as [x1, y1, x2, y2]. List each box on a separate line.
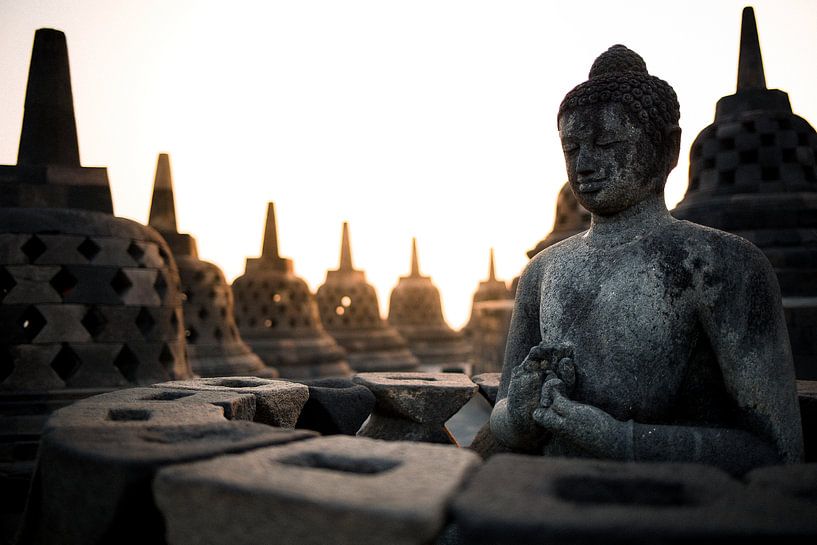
[387, 239, 470, 369]
[0, 29, 191, 516]
[527, 182, 591, 258]
[232, 203, 351, 378]
[673, 7, 817, 379]
[316, 223, 419, 372]
[147, 153, 273, 378]
[463, 249, 514, 375]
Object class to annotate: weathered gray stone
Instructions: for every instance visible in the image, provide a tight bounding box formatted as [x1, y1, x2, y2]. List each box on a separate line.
[492, 44, 804, 474]
[18, 421, 314, 545]
[746, 463, 817, 505]
[154, 435, 481, 545]
[77, 386, 257, 420]
[472, 373, 500, 406]
[354, 372, 477, 444]
[451, 455, 817, 544]
[44, 400, 227, 429]
[294, 377, 375, 435]
[156, 376, 309, 428]
[798, 380, 817, 462]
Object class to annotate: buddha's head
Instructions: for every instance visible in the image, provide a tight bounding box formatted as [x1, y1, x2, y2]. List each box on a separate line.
[557, 45, 681, 216]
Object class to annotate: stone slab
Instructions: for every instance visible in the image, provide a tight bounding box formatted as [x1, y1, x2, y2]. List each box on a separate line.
[156, 376, 309, 428]
[44, 400, 227, 430]
[353, 372, 477, 423]
[471, 373, 500, 406]
[154, 435, 481, 545]
[78, 386, 257, 421]
[294, 377, 375, 435]
[18, 422, 314, 545]
[451, 454, 817, 544]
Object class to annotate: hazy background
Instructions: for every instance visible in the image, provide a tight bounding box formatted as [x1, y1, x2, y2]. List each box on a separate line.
[1, 0, 816, 328]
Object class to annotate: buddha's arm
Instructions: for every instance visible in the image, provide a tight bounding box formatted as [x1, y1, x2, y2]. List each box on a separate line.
[696, 241, 804, 465]
[491, 259, 546, 451]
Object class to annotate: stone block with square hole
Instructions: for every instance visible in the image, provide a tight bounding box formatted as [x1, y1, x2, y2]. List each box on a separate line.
[75, 386, 258, 420]
[353, 372, 477, 444]
[154, 435, 481, 545]
[155, 376, 309, 428]
[294, 377, 375, 435]
[450, 454, 817, 544]
[17, 420, 314, 545]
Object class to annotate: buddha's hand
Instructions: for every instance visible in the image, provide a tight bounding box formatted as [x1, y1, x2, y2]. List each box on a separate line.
[539, 344, 576, 407]
[506, 343, 552, 434]
[533, 391, 630, 459]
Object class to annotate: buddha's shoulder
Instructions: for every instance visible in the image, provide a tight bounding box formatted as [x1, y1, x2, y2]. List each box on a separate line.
[526, 232, 587, 269]
[655, 220, 771, 268]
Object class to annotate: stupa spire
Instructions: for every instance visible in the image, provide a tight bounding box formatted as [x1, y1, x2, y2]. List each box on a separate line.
[17, 29, 80, 167]
[148, 153, 178, 233]
[737, 6, 767, 91]
[488, 248, 497, 281]
[262, 202, 281, 260]
[339, 222, 354, 272]
[410, 238, 420, 277]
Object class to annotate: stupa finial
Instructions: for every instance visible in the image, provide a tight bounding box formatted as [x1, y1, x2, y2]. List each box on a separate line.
[488, 248, 497, 281]
[737, 6, 767, 91]
[148, 153, 178, 233]
[410, 238, 421, 277]
[262, 202, 281, 260]
[339, 222, 354, 272]
[17, 28, 80, 167]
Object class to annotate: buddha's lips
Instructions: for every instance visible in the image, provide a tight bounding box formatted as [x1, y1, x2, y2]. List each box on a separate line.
[578, 179, 605, 193]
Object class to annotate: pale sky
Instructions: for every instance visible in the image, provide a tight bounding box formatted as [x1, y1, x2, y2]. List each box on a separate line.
[1, 0, 816, 328]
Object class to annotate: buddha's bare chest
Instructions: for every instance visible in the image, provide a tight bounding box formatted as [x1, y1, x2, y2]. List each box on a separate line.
[537, 248, 700, 417]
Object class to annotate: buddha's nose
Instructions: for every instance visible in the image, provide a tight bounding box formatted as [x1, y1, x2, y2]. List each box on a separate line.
[576, 149, 597, 178]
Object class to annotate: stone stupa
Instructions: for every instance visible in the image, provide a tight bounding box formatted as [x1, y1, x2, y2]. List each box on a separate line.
[232, 203, 351, 378]
[147, 153, 274, 378]
[387, 239, 471, 370]
[0, 29, 191, 518]
[315, 223, 419, 372]
[673, 7, 817, 379]
[463, 249, 514, 375]
[527, 182, 591, 259]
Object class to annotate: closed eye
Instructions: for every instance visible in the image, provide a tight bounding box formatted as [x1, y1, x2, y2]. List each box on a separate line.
[597, 140, 622, 148]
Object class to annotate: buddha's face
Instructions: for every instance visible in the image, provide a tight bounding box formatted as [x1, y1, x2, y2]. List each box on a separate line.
[558, 102, 659, 216]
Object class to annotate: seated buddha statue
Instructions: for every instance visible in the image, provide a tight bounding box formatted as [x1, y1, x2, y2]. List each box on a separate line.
[490, 45, 803, 474]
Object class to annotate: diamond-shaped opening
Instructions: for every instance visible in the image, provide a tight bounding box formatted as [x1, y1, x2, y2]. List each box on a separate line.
[207, 289, 216, 300]
[719, 138, 735, 151]
[170, 309, 180, 329]
[127, 241, 145, 263]
[110, 270, 133, 296]
[739, 149, 758, 164]
[19, 306, 46, 342]
[50, 267, 78, 298]
[21, 236, 47, 263]
[197, 307, 209, 321]
[158, 343, 175, 369]
[0, 267, 17, 303]
[135, 307, 156, 336]
[81, 306, 107, 338]
[760, 133, 776, 146]
[719, 170, 735, 185]
[157, 246, 170, 266]
[741, 120, 756, 132]
[782, 148, 797, 163]
[778, 118, 792, 130]
[185, 327, 199, 343]
[0, 346, 14, 382]
[213, 327, 223, 340]
[154, 272, 168, 299]
[50, 344, 82, 382]
[76, 237, 101, 261]
[113, 345, 140, 383]
[194, 270, 205, 282]
[761, 166, 780, 181]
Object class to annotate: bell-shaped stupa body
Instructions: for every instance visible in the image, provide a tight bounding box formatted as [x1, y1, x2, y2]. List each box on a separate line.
[463, 249, 514, 374]
[673, 8, 817, 379]
[527, 182, 591, 259]
[387, 239, 471, 368]
[147, 154, 273, 378]
[315, 223, 419, 372]
[0, 29, 191, 515]
[232, 203, 351, 378]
